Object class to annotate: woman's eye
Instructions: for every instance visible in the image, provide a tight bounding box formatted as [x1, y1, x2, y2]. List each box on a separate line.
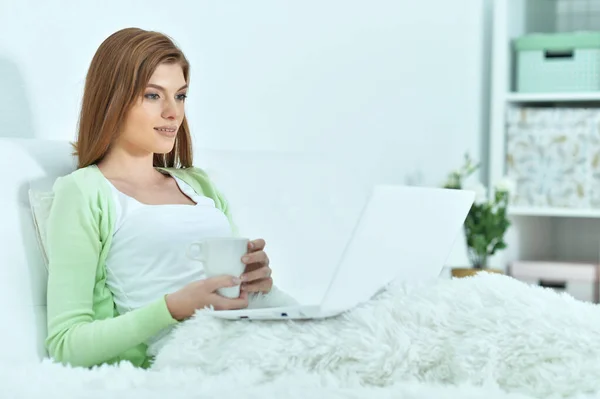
[176, 93, 188, 101]
[144, 93, 160, 100]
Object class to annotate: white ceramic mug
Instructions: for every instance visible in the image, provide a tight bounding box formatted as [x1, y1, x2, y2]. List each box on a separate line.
[186, 237, 249, 298]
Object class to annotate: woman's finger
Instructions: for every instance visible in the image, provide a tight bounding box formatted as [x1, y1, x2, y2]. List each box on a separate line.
[248, 239, 266, 251]
[211, 294, 249, 310]
[242, 250, 269, 266]
[241, 277, 273, 293]
[241, 265, 272, 282]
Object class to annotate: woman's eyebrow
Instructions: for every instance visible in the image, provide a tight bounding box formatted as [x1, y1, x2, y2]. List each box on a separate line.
[146, 83, 188, 91]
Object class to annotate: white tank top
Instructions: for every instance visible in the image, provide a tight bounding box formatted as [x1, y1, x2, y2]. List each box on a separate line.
[102, 172, 233, 317]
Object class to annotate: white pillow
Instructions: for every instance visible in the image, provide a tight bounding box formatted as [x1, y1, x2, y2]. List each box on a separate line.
[28, 189, 54, 270]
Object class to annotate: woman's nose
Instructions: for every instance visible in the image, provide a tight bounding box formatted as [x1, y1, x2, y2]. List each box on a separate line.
[162, 99, 179, 120]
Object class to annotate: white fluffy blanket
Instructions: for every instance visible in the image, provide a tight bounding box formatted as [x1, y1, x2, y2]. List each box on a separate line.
[4, 273, 600, 399]
[151, 273, 600, 399]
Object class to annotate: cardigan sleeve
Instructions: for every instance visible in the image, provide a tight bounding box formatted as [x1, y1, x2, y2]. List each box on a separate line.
[44, 175, 177, 368]
[214, 188, 239, 236]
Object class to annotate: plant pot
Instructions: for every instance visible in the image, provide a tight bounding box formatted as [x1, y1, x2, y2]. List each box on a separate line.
[451, 267, 504, 279]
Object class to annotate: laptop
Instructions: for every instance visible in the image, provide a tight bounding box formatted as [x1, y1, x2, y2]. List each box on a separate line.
[209, 184, 474, 320]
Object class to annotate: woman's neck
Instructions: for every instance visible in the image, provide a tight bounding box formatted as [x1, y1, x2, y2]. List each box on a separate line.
[97, 145, 163, 185]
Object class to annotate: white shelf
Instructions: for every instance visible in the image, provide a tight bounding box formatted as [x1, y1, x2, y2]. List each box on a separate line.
[506, 92, 600, 103]
[509, 206, 600, 219]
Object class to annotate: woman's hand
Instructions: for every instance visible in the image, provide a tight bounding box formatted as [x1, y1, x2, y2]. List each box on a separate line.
[240, 238, 273, 294]
[165, 276, 249, 321]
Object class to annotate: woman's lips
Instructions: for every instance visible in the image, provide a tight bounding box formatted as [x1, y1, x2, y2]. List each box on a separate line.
[154, 126, 178, 137]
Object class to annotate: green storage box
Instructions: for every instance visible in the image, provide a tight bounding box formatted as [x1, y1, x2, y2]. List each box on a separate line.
[514, 31, 600, 93]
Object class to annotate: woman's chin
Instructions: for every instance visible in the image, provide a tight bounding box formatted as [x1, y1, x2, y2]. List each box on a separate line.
[153, 140, 176, 155]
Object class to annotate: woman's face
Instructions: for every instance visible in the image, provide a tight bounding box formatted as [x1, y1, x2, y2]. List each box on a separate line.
[117, 62, 188, 155]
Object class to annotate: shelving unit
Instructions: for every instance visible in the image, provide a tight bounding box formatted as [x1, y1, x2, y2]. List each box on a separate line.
[509, 206, 600, 218]
[506, 91, 600, 103]
[488, 0, 600, 271]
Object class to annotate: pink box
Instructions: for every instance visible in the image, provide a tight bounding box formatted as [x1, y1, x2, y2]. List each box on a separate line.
[509, 261, 600, 303]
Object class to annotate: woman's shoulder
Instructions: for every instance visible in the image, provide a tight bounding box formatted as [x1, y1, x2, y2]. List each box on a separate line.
[161, 166, 228, 208]
[163, 166, 209, 178]
[52, 165, 106, 197]
[160, 166, 215, 188]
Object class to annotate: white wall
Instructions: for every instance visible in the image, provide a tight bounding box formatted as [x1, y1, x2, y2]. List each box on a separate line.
[1, 0, 491, 189]
[0, 0, 493, 303]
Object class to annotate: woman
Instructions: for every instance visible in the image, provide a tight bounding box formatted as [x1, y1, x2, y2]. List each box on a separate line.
[45, 27, 273, 369]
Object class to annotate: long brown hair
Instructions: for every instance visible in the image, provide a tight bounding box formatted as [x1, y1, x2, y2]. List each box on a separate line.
[74, 27, 193, 169]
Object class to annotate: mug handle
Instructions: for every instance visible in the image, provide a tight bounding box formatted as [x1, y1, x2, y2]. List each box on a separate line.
[186, 242, 205, 262]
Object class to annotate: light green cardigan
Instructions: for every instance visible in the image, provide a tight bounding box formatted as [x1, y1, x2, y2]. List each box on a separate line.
[45, 164, 236, 369]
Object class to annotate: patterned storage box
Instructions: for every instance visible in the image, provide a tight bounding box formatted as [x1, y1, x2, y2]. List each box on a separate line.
[514, 32, 600, 93]
[506, 107, 600, 208]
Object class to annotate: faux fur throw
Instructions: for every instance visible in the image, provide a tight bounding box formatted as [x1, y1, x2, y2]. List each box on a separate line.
[151, 273, 600, 399]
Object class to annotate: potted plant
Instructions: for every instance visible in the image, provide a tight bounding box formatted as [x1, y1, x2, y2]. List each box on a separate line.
[443, 154, 514, 278]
